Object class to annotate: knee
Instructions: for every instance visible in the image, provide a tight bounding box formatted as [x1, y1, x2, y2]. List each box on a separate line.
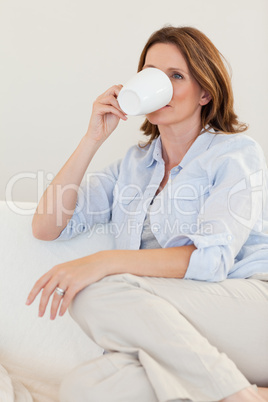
[68, 285, 90, 322]
[68, 275, 124, 323]
[68, 274, 140, 331]
[68, 283, 101, 333]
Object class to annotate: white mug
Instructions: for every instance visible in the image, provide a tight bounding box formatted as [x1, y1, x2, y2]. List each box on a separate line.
[117, 68, 173, 116]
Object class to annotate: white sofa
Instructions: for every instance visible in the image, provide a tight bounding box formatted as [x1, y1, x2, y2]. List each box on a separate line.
[0, 201, 115, 401]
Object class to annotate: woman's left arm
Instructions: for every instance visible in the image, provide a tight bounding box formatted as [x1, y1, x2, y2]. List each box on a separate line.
[26, 245, 196, 320]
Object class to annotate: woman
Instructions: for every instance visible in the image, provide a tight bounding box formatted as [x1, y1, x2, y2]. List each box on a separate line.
[27, 26, 268, 401]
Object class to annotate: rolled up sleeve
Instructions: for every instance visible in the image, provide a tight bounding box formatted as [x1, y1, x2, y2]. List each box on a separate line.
[168, 139, 267, 281]
[183, 234, 234, 282]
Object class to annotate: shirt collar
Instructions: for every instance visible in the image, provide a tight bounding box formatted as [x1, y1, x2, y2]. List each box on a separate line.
[146, 128, 217, 169]
[146, 136, 164, 167]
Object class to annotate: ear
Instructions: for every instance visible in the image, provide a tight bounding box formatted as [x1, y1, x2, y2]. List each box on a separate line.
[199, 90, 212, 106]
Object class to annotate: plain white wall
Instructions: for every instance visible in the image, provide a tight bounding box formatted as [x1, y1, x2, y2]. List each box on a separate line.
[1, 0, 268, 202]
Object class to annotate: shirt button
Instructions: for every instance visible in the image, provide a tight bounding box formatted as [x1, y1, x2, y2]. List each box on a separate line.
[227, 235, 232, 242]
[152, 226, 159, 233]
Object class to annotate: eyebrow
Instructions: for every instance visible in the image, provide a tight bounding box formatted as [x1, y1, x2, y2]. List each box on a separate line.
[143, 64, 188, 75]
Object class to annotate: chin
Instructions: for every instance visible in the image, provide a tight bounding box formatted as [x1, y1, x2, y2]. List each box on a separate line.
[146, 115, 173, 126]
[146, 106, 173, 125]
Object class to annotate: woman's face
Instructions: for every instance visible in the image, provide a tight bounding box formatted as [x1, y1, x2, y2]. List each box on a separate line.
[143, 42, 209, 129]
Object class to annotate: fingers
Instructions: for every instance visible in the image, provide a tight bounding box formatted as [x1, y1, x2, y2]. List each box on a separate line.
[102, 84, 123, 98]
[99, 94, 124, 114]
[58, 288, 77, 317]
[50, 285, 68, 320]
[26, 272, 51, 306]
[26, 268, 80, 320]
[25, 268, 69, 319]
[94, 103, 127, 122]
[44, 283, 79, 320]
[38, 280, 63, 318]
[86, 84, 127, 142]
[94, 85, 127, 120]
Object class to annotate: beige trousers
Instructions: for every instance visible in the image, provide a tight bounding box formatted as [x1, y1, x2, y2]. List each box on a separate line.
[60, 274, 268, 402]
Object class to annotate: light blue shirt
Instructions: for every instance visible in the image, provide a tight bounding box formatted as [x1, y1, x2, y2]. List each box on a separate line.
[56, 129, 268, 282]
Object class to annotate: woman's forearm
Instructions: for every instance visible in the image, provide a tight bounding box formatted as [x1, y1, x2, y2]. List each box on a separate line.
[32, 135, 101, 241]
[102, 245, 197, 279]
[32, 84, 126, 242]
[26, 245, 197, 319]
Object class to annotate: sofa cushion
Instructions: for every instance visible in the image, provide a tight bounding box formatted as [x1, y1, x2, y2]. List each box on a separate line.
[0, 201, 114, 400]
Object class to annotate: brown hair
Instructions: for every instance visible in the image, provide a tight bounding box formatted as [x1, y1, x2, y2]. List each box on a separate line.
[138, 26, 247, 145]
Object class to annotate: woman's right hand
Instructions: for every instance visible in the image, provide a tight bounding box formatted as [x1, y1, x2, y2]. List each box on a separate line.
[85, 84, 127, 144]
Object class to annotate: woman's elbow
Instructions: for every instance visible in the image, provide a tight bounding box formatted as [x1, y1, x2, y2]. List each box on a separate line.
[185, 246, 231, 282]
[31, 216, 60, 241]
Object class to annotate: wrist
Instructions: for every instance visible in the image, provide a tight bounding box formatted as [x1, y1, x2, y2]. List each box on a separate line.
[82, 133, 104, 151]
[91, 250, 114, 278]
[95, 250, 118, 278]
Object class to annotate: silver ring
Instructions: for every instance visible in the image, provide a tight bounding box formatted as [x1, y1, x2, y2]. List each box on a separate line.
[55, 286, 65, 297]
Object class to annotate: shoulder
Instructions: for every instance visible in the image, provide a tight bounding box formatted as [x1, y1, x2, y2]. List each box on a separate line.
[211, 132, 262, 150]
[208, 132, 266, 162]
[205, 133, 267, 183]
